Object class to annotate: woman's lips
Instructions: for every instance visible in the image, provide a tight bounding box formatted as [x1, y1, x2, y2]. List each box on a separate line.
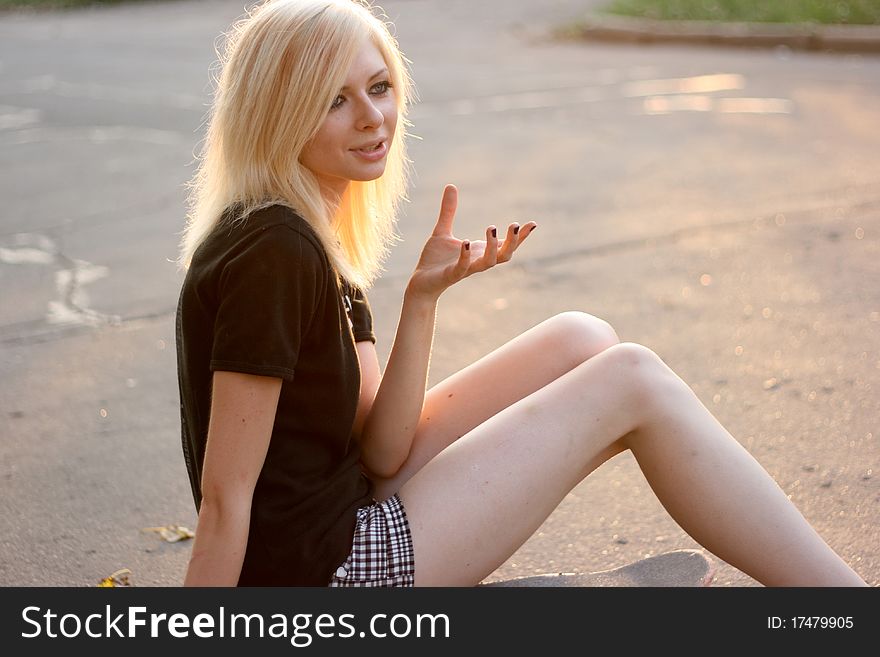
[351, 140, 387, 161]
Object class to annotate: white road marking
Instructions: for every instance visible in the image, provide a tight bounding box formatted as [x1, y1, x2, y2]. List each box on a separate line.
[0, 246, 54, 265]
[410, 72, 788, 118]
[10, 75, 205, 110]
[641, 95, 793, 115]
[0, 105, 42, 131]
[622, 73, 746, 97]
[1, 234, 120, 328]
[2, 125, 187, 146]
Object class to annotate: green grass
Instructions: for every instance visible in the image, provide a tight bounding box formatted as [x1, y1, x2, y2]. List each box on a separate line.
[601, 0, 880, 24]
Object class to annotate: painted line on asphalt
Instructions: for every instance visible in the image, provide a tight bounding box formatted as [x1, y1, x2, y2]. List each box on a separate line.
[0, 233, 121, 330]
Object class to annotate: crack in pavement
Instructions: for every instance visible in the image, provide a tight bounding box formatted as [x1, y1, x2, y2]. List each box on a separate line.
[0, 232, 121, 339]
[2, 193, 876, 346]
[530, 197, 880, 271]
[375, 195, 880, 284]
[0, 191, 185, 239]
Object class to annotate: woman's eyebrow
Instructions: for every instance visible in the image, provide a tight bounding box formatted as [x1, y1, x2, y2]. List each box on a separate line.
[340, 68, 389, 91]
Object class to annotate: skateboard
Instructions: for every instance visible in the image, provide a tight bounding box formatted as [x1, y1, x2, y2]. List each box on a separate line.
[477, 549, 715, 587]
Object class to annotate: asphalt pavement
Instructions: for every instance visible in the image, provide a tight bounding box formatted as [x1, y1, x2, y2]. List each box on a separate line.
[0, 0, 878, 587]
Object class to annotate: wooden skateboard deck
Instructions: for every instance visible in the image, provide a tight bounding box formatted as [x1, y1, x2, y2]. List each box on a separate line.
[477, 549, 715, 587]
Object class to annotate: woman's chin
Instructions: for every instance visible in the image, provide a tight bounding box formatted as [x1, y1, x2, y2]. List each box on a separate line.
[351, 168, 387, 183]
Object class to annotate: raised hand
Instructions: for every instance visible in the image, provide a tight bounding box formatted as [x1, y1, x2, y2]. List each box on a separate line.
[406, 184, 537, 300]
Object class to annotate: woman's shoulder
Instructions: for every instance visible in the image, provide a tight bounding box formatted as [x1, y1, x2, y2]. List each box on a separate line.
[235, 203, 319, 239]
[190, 203, 326, 274]
[213, 203, 323, 258]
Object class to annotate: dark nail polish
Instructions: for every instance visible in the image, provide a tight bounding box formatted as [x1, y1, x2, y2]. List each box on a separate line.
[491, 228, 497, 238]
[513, 226, 519, 235]
[464, 241, 470, 250]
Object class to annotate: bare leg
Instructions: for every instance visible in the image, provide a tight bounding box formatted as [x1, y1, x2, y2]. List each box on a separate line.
[367, 311, 621, 502]
[397, 342, 867, 587]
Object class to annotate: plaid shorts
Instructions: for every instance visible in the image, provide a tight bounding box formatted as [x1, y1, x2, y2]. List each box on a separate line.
[327, 493, 416, 587]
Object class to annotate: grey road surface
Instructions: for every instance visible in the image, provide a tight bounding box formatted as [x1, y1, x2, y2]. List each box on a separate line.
[1, 0, 877, 587]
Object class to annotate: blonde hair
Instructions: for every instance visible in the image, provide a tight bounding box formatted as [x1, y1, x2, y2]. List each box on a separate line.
[179, 0, 414, 289]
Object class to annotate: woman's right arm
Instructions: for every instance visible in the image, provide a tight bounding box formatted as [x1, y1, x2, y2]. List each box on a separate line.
[183, 370, 282, 586]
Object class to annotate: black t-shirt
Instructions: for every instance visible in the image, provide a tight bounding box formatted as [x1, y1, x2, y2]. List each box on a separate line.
[175, 204, 376, 586]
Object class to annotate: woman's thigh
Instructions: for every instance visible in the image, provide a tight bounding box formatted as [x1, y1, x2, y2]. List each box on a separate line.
[398, 342, 662, 586]
[367, 311, 619, 502]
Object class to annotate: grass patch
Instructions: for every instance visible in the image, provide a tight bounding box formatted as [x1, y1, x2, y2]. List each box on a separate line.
[601, 0, 880, 25]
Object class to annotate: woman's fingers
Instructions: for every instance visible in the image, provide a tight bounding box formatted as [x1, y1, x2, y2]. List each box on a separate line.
[432, 184, 458, 237]
[494, 221, 537, 263]
[481, 225, 498, 269]
[456, 221, 538, 278]
[497, 223, 520, 262]
[454, 239, 471, 277]
[512, 221, 537, 247]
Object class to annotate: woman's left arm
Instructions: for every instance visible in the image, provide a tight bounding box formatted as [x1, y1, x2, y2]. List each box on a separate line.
[357, 185, 536, 478]
[351, 340, 381, 439]
[357, 286, 439, 478]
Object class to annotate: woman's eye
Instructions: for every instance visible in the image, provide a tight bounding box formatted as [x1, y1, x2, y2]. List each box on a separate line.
[330, 81, 391, 110]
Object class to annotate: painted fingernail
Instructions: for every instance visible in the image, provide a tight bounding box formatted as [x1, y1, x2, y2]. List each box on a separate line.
[464, 241, 470, 250]
[491, 227, 497, 238]
[513, 226, 519, 235]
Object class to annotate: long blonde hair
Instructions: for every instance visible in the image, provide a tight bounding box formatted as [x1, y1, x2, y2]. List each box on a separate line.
[179, 0, 414, 289]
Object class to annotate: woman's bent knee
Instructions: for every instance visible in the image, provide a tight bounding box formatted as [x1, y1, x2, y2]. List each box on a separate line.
[550, 311, 620, 369]
[606, 341, 662, 367]
[601, 342, 683, 417]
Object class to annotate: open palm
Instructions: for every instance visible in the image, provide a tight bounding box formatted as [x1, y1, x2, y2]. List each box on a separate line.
[407, 184, 537, 300]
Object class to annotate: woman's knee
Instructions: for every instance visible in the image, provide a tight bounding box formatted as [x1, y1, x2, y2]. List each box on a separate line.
[549, 311, 620, 369]
[606, 342, 690, 417]
[599, 342, 684, 415]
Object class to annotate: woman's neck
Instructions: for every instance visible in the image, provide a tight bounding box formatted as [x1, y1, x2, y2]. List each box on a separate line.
[318, 179, 349, 219]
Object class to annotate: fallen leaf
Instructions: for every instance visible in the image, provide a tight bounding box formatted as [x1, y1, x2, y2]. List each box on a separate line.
[142, 525, 195, 543]
[98, 568, 132, 587]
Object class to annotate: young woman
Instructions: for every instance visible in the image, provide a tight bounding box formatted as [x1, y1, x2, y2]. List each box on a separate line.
[176, 0, 867, 587]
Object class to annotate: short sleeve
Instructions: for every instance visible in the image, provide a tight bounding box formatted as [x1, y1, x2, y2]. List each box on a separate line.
[210, 226, 326, 381]
[347, 283, 376, 344]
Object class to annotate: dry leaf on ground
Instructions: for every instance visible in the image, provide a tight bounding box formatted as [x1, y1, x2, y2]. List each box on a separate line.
[98, 568, 132, 587]
[142, 525, 195, 543]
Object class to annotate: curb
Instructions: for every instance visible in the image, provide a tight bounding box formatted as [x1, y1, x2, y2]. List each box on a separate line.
[559, 13, 880, 54]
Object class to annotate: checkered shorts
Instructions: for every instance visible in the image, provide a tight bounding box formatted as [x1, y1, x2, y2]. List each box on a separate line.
[327, 493, 416, 587]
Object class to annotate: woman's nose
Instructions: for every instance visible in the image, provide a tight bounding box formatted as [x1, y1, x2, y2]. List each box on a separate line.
[356, 97, 384, 130]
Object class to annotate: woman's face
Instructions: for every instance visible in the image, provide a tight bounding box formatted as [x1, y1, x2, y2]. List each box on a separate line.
[300, 37, 398, 199]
